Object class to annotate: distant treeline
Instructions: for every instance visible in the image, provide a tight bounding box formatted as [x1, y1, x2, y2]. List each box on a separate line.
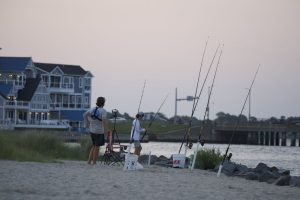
[107, 110, 300, 125]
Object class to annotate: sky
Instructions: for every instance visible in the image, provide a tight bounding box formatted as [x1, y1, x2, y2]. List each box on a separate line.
[1, 0, 299, 120]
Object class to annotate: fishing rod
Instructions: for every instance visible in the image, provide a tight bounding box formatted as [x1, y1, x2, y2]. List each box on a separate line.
[191, 37, 209, 116]
[127, 80, 147, 149]
[179, 44, 221, 154]
[176, 38, 209, 154]
[140, 93, 169, 142]
[191, 46, 223, 170]
[217, 65, 260, 177]
[137, 80, 147, 113]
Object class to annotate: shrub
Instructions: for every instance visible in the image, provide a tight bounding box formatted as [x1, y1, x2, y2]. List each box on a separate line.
[0, 131, 88, 162]
[193, 148, 223, 170]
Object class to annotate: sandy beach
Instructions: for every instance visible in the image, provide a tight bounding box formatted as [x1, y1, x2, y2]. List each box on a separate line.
[0, 160, 299, 200]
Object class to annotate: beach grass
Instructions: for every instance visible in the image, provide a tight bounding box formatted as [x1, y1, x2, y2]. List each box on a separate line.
[0, 130, 90, 162]
[194, 148, 223, 170]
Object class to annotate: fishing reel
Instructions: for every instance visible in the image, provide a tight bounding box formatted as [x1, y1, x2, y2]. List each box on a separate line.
[188, 142, 193, 149]
[112, 109, 118, 118]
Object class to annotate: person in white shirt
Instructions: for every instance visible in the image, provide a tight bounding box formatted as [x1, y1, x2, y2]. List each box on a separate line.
[130, 112, 146, 156]
[83, 97, 110, 164]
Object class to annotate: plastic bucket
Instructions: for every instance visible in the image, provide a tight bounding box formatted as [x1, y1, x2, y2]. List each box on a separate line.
[172, 154, 185, 168]
[124, 154, 138, 170]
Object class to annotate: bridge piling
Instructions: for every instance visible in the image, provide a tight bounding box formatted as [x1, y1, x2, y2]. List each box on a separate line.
[281, 132, 287, 146]
[270, 132, 274, 146]
[290, 132, 296, 147]
[275, 132, 280, 146]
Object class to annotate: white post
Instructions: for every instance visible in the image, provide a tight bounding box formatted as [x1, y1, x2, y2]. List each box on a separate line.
[191, 142, 200, 170]
[217, 165, 223, 177]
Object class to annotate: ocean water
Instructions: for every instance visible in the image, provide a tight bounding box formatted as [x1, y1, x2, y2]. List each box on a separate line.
[133, 141, 300, 176]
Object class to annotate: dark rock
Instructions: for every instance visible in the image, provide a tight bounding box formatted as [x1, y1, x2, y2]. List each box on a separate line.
[221, 162, 237, 176]
[138, 155, 158, 165]
[259, 171, 277, 183]
[274, 175, 291, 186]
[245, 172, 259, 180]
[279, 170, 290, 176]
[220, 161, 249, 176]
[158, 155, 169, 161]
[236, 164, 249, 175]
[154, 159, 172, 167]
[253, 162, 271, 174]
[270, 166, 278, 172]
[290, 176, 300, 187]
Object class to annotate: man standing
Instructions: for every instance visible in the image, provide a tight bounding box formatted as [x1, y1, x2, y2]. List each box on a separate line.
[130, 112, 146, 156]
[83, 97, 110, 164]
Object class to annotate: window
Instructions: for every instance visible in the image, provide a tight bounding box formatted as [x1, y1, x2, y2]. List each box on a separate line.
[42, 75, 49, 87]
[79, 77, 83, 88]
[76, 96, 82, 108]
[84, 78, 91, 90]
[50, 76, 61, 88]
[63, 76, 73, 88]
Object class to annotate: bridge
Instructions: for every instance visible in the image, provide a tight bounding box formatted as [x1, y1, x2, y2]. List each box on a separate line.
[150, 123, 300, 147]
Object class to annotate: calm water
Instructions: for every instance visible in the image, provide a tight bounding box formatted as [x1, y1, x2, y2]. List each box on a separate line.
[128, 141, 300, 176]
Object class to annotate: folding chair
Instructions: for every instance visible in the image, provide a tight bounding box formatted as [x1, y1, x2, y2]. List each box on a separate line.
[102, 130, 127, 166]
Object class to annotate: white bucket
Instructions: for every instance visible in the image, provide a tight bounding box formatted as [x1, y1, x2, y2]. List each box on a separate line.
[172, 154, 185, 168]
[123, 154, 139, 171]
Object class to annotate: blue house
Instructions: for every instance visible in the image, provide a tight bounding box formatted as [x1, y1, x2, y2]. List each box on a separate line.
[0, 56, 93, 130]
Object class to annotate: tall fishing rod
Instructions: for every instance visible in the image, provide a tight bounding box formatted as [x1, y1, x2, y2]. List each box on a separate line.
[137, 80, 147, 113]
[191, 37, 209, 115]
[217, 65, 260, 177]
[191, 46, 223, 170]
[140, 93, 169, 142]
[128, 80, 147, 146]
[179, 44, 221, 154]
[124, 80, 147, 170]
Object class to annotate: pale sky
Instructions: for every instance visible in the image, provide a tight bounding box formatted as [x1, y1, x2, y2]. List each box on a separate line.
[1, 0, 299, 119]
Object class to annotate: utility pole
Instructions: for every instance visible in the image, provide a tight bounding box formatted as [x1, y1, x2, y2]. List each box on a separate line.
[174, 87, 199, 124]
[174, 88, 178, 124]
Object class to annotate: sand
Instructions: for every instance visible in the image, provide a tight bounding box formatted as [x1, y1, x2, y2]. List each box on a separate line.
[0, 160, 299, 200]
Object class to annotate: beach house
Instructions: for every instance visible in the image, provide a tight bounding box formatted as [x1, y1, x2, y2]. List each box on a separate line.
[0, 56, 93, 131]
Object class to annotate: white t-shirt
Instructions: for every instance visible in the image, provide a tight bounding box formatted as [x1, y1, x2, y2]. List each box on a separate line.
[83, 106, 107, 134]
[130, 119, 145, 141]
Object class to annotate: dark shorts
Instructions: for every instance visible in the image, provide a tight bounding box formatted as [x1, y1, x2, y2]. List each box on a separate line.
[90, 133, 105, 147]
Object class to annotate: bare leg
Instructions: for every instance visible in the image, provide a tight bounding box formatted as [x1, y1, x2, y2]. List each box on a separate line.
[88, 146, 94, 164]
[135, 146, 142, 156]
[92, 146, 100, 164]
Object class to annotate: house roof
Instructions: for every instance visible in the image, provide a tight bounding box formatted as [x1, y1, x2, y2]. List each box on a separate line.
[0, 83, 13, 99]
[0, 57, 31, 73]
[17, 78, 41, 101]
[60, 110, 87, 121]
[34, 62, 90, 76]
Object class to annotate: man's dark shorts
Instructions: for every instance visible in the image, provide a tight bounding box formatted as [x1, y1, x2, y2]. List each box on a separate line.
[90, 133, 105, 147]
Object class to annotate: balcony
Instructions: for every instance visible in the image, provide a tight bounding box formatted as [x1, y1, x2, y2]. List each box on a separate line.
[48, 82, 74, 93]
[5, 101, 30, 109]
[0, 119, 70, 130]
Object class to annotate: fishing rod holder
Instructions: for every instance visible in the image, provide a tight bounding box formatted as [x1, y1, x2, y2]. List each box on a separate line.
[188, 142, 193, 149]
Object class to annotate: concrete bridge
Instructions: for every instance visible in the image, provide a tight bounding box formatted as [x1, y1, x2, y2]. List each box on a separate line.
[211, 123, 300, 146]
[151, 123, 300, 146]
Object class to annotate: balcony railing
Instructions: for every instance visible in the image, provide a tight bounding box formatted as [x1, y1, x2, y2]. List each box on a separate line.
[5, 101, 29, 108]
[0, 119, 70, 130]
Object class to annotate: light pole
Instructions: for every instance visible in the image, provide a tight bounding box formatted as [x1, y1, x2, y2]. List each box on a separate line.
[174, 87, 199, 124]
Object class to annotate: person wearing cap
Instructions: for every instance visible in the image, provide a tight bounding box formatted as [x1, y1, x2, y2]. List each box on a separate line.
[130, 112, 146, 156]
[83, 97, 110, 164]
